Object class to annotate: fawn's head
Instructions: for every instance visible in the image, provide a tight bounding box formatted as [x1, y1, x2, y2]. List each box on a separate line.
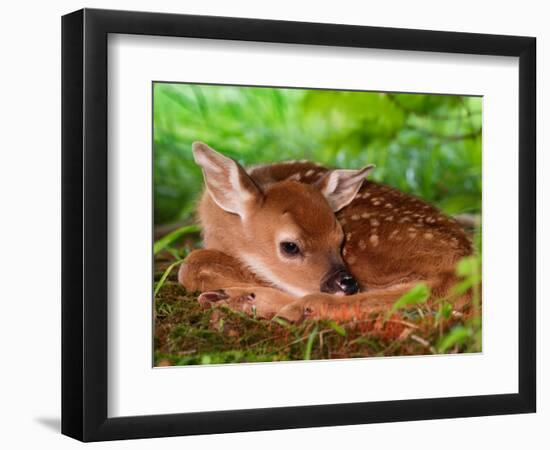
[193, 142, 374, 296]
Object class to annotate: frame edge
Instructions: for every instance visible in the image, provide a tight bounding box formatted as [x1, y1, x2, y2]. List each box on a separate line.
[518, 36, 537, 413]
[61, 8, 85, 442]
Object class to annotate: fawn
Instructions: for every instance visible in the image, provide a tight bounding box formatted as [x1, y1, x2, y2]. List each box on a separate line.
[178, 142, 473, 322]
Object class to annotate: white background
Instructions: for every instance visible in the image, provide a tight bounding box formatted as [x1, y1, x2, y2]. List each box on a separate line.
[109, 35, 518, 416]
[0, 0, 547, 448]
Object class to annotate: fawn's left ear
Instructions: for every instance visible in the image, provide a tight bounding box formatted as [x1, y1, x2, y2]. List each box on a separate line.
[316, 165, 375, 212]
[192, 142, 263, 218]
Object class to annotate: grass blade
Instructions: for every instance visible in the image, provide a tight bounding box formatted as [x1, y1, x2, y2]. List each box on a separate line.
[303, 326, 318, 360]
[154, 259, 183, 297]
[328, 320, 346, 337]
[154, 224, 200, 255]
[438, 326, 471, 353]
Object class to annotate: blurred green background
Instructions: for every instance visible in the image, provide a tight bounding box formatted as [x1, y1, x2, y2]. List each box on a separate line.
[153, 83, 482, 225]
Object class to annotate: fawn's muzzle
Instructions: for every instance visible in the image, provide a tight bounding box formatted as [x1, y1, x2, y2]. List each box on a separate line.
[321, 267, 359, 295]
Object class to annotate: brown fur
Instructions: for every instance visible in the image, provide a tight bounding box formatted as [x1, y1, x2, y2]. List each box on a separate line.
[178, 143, 472, 322]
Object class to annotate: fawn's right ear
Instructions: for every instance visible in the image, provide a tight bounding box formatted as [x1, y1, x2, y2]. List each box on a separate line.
[192, 142, 263, 218]
[316, 164, 375, 212]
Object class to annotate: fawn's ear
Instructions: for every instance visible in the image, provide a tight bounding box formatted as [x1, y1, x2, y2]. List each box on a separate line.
[316, 165, 375, 212]
[192, 142, 263, 217]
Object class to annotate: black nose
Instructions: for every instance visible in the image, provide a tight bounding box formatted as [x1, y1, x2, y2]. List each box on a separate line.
[337, 274, 359, 295]
[321, 268, 359, 295]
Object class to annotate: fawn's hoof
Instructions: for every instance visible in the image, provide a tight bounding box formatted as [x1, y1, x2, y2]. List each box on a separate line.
[197, 289, 256, 308]
[198, 289, 229, 306]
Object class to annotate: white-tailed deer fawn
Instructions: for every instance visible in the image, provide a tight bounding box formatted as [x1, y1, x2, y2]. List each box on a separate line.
[178, 142, 473, 321]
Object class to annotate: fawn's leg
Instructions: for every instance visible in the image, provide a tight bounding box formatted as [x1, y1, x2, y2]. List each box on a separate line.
[178, 249, 262, 291]
[187, 282, 417, 322]
[213, 274, 469, 322]
[179, 251, 468, 322]
[277, 271, 470, 321]
[277, 282, 424, 321]
[178, 249, 298, 319]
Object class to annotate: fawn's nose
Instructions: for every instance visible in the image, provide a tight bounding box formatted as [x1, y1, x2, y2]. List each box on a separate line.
[321, 268, 359, 295]
[337, 274, 359, 295]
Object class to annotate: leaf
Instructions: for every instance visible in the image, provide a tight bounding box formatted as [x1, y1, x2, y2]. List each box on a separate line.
[328, 321, 346, 337]
[441, 302, 453, 319]
[456, 256, 479, 277]
[153, 224, 201, 255]
[303, 327, 318, 360]
[451, 279, 473, 296]
[436, 302, 453, 324]
[438, 326, 472, 353]
[387, 283, 430, 318]
[271, 317, 291, 328]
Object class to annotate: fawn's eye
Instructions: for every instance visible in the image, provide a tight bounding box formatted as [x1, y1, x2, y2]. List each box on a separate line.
[280, 241, 300, 256]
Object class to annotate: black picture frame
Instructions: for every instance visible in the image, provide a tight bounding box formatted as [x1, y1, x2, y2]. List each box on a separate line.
[62, 8, 536, 442]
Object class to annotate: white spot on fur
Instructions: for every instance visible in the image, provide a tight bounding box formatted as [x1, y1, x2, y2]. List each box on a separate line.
[424, 232, 434, 240]
[370, 235, 379, 246]
[305, 169, 315, 177]
[361, 212, 370, 219]
[370, 218, 380, 227]
[359, 240, 367, 250]
[351, 214, 360, 220]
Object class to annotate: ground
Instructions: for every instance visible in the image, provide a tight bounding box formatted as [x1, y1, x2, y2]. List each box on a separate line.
[153, 235, 481, 366]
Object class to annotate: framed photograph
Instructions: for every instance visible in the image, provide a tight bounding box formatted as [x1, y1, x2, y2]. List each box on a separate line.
[62, 8, 536, 442]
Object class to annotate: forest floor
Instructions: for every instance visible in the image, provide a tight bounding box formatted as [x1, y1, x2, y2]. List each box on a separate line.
[153, 241, 481, 366]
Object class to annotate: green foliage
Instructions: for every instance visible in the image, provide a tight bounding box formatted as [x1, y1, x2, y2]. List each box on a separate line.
[153, 83, 481, 224]
[153, 224, 200, 255]
[328, 320, 347, 337]
[303, 326, 319, 360]
[387, 283, 431, 318]
[436, 248, 482, 354]
[437, 326, 474, 353]
[154, 259, 183, 297]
